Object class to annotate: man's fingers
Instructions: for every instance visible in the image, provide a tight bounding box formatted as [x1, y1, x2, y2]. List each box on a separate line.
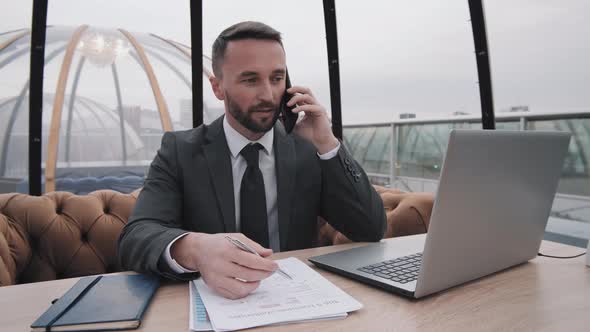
[259, 249, 273, 258]
[234, 233, 273, 255]
[287, 93, 315, 107]
[218, 278, 261, 299]
[232, 249, 278, 272]
[287, 85, 313, 97]
[215, 286, 240, 300]
[292, 104, 325, 116]
[226, 262, 274, 282]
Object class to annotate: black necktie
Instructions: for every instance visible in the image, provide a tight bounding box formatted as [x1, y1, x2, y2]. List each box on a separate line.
[240, 143, 269, 248]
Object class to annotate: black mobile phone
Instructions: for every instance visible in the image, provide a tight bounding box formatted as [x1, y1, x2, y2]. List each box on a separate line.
[279, 71, 298, 134]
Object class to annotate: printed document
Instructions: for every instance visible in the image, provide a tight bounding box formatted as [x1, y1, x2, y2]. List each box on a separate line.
[192, 257, 362, 331]
[189, 282, 346, 332]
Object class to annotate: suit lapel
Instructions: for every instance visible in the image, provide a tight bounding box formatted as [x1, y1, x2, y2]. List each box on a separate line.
[274, 125, 296, 251]
[202, 116, 236, 233]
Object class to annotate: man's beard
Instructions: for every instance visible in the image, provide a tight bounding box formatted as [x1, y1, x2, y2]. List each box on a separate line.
[226, 93, 280, 133]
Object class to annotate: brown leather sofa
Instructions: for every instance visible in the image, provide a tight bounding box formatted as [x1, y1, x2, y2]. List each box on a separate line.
[0, 187, 433, 287]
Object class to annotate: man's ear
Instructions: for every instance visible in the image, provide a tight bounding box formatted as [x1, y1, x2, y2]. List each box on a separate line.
[209, 76, 225, 101]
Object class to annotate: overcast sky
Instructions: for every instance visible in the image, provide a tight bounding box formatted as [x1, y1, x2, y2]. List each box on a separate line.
[1, 0, 589, 124]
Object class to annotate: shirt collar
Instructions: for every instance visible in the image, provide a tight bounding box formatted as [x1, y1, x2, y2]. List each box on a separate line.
[223, 116, 274, 158]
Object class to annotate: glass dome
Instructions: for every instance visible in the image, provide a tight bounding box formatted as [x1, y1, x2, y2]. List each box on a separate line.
[0, 25, 224, 194]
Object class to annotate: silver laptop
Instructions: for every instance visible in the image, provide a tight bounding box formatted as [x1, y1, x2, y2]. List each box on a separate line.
[309, 130, 571, 299]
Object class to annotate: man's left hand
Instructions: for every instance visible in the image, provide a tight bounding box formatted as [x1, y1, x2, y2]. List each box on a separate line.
[287, 86, 339, 154]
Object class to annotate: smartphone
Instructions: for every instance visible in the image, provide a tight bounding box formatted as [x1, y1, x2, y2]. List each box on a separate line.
[279, 70, 298, 134]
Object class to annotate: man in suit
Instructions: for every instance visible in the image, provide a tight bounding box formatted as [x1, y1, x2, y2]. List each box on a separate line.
[118, 21, 386, 299]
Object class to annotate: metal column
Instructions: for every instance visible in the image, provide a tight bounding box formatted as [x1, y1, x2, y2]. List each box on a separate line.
[468, 0, 496, 130]
[190, 0, 203, 128]
[323, 0, 343, 140]
[28, 0, 48, 195]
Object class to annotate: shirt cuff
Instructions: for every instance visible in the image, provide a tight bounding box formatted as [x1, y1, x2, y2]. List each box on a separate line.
[317, 142, 340, 160]
[164, 233, 197, 273]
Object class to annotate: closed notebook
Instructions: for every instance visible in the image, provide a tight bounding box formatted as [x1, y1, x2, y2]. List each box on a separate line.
[31, 274, 160, 332]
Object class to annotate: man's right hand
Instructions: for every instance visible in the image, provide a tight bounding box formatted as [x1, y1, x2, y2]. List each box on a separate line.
[170, 232, 278, 299]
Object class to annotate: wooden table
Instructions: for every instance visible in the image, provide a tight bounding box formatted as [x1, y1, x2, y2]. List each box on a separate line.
[1, 234, 589, 331]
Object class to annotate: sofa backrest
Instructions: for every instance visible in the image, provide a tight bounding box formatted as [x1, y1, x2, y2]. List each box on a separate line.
[0, 190, 137, 286]
[0, 187, 433, 286]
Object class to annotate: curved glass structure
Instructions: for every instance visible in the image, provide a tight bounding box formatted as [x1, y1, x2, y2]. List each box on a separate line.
[0, 25, 219, 194]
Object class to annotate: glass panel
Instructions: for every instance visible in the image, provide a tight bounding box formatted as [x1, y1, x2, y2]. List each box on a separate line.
[495, 121, 520, 130]
[203, 0, 330, 125]
[344, 126, 393, 186]
[36, 0, 191, 194]
[526, 118, 590, 247]
[133, 33, 193, 131]
[344, 127, 367, 157]
[528, 119, 590, 208]
[337, 0, 481, 124]
[343, 127, 359, 153]
[363, 126, 391, 175]
[486, 0, 590, 246]
[0, 1, 33, 194]
[349, 127, 376, 167]
[397, 122, 477, 182]
[338, 1, 481, 191]
[485, 1, 590, 114]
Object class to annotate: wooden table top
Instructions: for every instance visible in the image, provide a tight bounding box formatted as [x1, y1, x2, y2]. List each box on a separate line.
[1, 234, 589, 331]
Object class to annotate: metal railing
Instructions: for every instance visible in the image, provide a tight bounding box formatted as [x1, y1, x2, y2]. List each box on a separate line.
[345, 111, 590, 224]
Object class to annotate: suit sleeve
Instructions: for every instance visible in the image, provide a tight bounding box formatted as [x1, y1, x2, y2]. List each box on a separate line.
[118, 132, 199, 281]
[319, 143, 387, 242]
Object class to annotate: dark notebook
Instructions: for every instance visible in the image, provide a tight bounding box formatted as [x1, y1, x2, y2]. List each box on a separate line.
[31, 274, 160, 332]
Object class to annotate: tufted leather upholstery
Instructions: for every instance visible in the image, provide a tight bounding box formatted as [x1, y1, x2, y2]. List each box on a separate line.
[0, 187, 433, 287]
[316, 186, 433, 246]
[0, 190, 138, 286]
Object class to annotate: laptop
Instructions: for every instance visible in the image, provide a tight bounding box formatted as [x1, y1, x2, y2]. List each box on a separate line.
[309, 130, 571, 299]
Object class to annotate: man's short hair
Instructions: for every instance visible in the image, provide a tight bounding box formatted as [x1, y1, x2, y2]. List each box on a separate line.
[212, 21, 283, 78]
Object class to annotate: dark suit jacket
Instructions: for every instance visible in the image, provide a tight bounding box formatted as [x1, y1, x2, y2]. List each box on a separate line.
[118, 116, 386, 280]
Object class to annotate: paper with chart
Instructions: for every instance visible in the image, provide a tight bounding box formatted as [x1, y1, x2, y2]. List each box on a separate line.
[193, 257, 362, 331]
[189, 282, 346, 332]
[189, 281, 213, 331]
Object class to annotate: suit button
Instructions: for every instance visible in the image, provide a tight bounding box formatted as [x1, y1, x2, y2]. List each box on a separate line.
[344, 158, 351, 165]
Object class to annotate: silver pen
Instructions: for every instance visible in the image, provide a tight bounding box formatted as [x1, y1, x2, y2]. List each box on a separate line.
[225, 236, 293, 280]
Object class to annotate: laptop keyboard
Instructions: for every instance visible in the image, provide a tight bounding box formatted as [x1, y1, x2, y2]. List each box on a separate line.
[357, 253, 422, 284]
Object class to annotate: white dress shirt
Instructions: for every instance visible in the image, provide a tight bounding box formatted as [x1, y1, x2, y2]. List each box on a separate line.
[164, 117, 340, 273]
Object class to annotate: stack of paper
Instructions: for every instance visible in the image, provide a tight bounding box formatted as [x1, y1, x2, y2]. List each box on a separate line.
[189, 257, 362, 331]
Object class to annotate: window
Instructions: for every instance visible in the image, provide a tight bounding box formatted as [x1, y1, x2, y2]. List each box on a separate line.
[0, 1, 33, 193]
[486, 1, 590, 246]
[397, 121, 475, 181]
[485, 1, 590, 114]
[528, 119, 590, 225]
[32, 0, 192, 194]
[339, 1, 481, 188]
